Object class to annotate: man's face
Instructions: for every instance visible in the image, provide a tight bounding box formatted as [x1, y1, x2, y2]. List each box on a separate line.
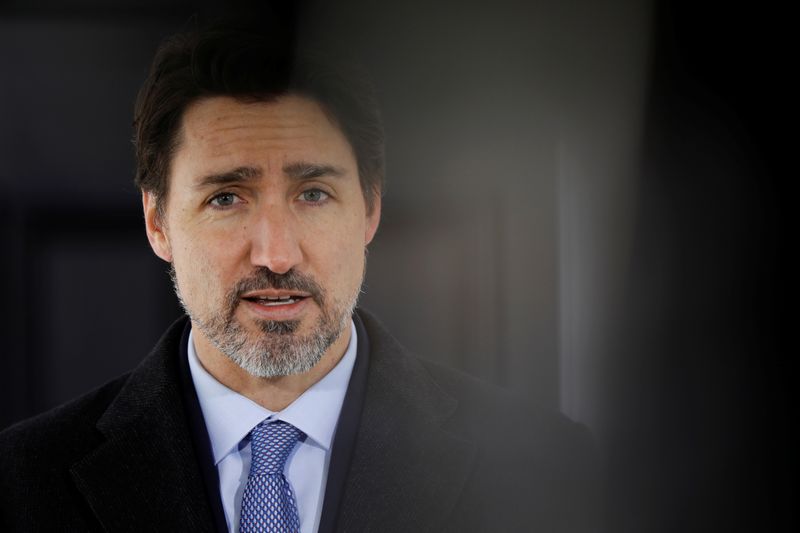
[143, 95, 380, 377]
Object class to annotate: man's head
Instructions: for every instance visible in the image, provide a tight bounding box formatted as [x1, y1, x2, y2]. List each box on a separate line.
[135, 21, 383, 378]
[134, 21, 384, 218]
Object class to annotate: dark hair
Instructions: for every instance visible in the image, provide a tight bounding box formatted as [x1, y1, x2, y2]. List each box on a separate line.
[133, 18, 384, 217]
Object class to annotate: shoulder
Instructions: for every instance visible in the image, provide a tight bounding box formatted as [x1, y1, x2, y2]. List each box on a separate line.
[0, 316, 187, 464]
[356, 307, 593, 456]
[0, 375, 128, 475]
[418, 356, 593, 460]
[355, 308, 600, 530]
[0, 376, 132, 530]
[428, 355, 600, 532]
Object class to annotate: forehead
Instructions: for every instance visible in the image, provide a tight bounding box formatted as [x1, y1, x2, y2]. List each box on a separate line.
[172, 94, 356, 180]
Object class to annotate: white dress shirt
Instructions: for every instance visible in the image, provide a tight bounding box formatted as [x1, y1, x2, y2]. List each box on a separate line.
[187, 321, 357, 533]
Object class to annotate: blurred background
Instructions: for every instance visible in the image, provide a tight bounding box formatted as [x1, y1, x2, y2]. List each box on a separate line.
[0, 0, 792, 531]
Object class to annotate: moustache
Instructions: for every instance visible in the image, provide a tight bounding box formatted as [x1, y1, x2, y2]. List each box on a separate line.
[231, 268, 324, 303]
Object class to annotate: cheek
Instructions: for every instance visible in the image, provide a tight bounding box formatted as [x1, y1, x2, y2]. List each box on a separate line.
[305, 220, 365, 277]
[175, 220, 249, 265]
[172, 248, 211, 298]
[170, 233, 240, 297]
[330, 225, 369, 283]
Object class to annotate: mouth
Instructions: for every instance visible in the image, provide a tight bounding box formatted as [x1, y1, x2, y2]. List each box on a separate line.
[245, 295, 306, 306]
[240, 290, 312, 309]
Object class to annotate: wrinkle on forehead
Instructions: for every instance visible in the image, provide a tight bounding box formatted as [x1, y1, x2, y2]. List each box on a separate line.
[185, 95, 335, 139]
[169, 94, 359, 192]
[178, 95, 350, 163]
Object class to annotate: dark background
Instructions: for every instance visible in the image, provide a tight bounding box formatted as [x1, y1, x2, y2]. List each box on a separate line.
[0, 0, 792, 531]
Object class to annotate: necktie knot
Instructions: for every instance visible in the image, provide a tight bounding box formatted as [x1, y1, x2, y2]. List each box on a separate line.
[249, 420, 304, 476]
[240, 420, 305, 532]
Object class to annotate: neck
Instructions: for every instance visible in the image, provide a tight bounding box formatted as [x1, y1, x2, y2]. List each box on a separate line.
[191, 324, 351, 412]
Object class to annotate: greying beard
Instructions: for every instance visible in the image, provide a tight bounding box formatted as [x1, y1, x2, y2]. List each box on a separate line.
[170, 265, 359, 378]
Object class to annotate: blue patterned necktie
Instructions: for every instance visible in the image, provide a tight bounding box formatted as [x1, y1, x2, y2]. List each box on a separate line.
[239, 420, 305, 533]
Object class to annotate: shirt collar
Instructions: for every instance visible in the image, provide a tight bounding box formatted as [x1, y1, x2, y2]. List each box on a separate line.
[187, 320, 358, 465]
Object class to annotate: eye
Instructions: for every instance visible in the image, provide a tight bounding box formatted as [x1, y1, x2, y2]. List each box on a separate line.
[208, 192, 241, 208]
[299, 189, 329, 203]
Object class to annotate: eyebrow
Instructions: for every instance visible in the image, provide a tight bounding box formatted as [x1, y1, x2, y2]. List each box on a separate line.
[283, 161, 346, 180]
[193, 162, 345, 190]
[194, 166, 262, 189]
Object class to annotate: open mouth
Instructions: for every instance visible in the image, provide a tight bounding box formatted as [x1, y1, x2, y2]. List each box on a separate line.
[242, 294, 310, 307]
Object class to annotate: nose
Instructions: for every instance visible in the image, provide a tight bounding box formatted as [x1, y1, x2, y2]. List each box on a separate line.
[248, 204, 303, 274]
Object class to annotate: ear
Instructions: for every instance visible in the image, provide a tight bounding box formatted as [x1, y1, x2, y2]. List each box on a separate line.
[142, 191, 173, 262]
[364, 193, 381, 245]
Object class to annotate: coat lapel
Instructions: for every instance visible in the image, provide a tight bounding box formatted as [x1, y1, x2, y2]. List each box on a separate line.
[67, 312, 476, 532]
[69, 319, 216, 532]
[336, 312, 477, 532]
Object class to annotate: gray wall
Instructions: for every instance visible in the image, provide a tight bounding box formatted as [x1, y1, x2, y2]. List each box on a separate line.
[1, 2, 791, 529]
[0, 0, 651, 427]
[0, 15, 184, 421]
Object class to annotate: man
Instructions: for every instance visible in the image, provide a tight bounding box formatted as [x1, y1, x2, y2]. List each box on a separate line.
[0, 17, 597, 533]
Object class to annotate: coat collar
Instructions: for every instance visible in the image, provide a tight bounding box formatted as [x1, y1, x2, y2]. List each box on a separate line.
[69, 317, 217, 532]
[335, 310, 477, 532]
[68, 311, 476, 532]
